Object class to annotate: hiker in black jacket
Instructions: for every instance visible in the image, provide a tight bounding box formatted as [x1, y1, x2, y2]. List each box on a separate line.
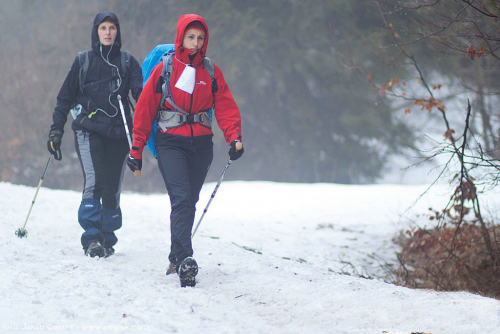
[47, 12, 143, 258]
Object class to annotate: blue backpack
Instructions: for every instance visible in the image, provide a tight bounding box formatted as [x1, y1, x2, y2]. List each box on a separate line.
[142, 44, 217, 157]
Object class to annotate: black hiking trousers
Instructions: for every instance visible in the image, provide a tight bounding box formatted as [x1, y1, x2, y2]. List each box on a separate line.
[156, 132, 213, 268]
[74, 130, 129, 249]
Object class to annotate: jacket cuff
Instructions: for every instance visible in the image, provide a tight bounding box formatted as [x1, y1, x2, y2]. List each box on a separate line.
[130, 143, 143, 159]
[49, 127, 63, 138]
[229, 134, 242, 145]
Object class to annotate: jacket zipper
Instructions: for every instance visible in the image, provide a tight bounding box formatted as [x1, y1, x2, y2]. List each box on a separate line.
[188, 93, 194, 139]
[188, 61, 194, 140]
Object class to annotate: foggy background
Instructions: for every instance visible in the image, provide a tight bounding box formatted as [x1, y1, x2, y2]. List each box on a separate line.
[1, 0, 497, 193]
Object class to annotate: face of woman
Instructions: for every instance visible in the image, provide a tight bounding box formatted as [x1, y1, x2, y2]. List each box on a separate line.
[98, 21, 117, 46]
[182, 28, 206, 54]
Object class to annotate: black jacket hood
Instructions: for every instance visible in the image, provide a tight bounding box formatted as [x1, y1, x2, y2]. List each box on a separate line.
[91, 12, 121, 58]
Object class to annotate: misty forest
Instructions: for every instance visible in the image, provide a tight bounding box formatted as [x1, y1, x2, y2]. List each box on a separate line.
[1, 0, 500, 193]
[3, 0, 500, 304]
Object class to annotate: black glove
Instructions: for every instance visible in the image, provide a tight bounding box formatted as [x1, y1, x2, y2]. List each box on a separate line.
[126, 153, 142, 172]
[228, 140, 244, 161]
[47, 129, 63, 161]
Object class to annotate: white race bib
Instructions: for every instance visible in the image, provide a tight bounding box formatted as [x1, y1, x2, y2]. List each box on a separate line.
[175, 65, 196, 94]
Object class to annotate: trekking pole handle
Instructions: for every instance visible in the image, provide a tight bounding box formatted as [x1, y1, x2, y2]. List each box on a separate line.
[117, 95, 141, 178]
[235, 141, 243, 151]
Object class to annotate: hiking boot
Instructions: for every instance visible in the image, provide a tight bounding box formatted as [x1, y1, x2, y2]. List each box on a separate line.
[166, 262, 177, 276]
[85, 241, 105, 258]
[178, 257, 198, 287]
[104, 246, 115, 258]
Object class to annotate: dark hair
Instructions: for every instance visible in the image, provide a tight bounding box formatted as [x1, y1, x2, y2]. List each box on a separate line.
[101, 16, 116, 25]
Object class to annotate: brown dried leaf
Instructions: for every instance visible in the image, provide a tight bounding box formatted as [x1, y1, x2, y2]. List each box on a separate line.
[477, 46, 487, 58]
[467, 45, 476, 60]
[444, 129, 455, 141]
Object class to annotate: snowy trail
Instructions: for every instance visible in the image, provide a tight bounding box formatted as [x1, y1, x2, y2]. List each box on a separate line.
[1, 181, 499, 333]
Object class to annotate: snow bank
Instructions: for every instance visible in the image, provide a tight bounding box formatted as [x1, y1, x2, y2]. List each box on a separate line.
[1, 181, 499, 333]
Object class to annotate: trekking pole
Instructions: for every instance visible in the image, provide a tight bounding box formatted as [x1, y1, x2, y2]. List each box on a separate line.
[15, 155, 53, 238]
[117, 94, 141, 178]
[192, 142, 242, 238]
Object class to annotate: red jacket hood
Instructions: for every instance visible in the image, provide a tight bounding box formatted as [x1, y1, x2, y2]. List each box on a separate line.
[175, 14, 209, 64]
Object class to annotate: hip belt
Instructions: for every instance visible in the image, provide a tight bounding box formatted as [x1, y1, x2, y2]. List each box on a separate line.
[158, 109, 212, 131]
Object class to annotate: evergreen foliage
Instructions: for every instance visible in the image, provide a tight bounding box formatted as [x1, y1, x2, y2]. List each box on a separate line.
[0, 0, 416, 190]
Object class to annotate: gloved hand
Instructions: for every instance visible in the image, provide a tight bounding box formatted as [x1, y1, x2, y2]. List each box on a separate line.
[126, 153, 142, 173]
[47, 129, 63, 161]
[228, 140, 244, 161]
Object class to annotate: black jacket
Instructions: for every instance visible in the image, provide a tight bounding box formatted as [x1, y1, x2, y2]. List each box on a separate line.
[51, 12, 142, 138]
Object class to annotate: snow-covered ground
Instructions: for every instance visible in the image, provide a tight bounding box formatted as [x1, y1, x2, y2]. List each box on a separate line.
[1, 180, 500, 334]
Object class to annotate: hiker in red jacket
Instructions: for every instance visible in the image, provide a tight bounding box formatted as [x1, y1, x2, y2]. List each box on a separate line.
[127, 14, 243, 287]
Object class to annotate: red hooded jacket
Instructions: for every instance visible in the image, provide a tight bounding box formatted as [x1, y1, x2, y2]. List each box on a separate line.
[131, 14, 242, 159]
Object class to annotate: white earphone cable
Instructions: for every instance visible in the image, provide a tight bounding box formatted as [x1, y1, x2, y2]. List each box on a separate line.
[94, 42, 122, 118]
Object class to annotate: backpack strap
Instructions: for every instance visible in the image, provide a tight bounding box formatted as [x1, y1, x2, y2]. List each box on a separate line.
[159, 53, 177, 111]
[78, 51, 89, 95]
[202, 57, 218, 94]
[120, 51, 131, 78]
[156, 54, 218, 130]
[78, 50, 131, 96]
[203, 57, 218, 116]
[159, 53, 189, 113]
[158, 55, 218, 110]
[120, 51, 131, 108]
